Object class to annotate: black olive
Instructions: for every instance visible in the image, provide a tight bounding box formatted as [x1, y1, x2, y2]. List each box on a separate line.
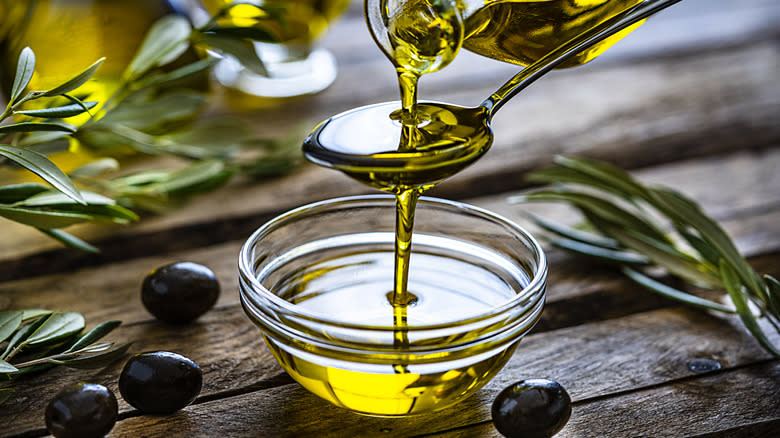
[142, 261, 220, 323]
[491, 378, 572, 438]
[119, 351, 202, 414]
[45, 382, 117, 438]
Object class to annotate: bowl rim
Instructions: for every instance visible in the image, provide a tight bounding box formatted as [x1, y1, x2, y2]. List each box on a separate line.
[238, 194, 547, 331]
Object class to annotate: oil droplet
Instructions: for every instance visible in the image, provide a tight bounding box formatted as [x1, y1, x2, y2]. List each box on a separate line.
[686, 358, 722, 374]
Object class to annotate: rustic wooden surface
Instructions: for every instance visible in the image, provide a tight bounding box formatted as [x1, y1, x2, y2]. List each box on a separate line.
[1, 0, 779, 436]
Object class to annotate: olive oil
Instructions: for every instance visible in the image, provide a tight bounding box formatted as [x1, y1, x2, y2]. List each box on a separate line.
[0, 0, 186, 107]
[259, 232, 531, 416]
[294, 0, 662, 415]
[462, 0, 644, 67]
[201, 0, 351, 45]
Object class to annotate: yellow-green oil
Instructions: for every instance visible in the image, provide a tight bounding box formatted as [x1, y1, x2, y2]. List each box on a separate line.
[0, 0, 185, 109]
[200, 0, 351, 45]
[294, 0, 642, 416]
[463, 0, 644, 67]
[0, 0, 201, 179]
[259, 243, 528, 416]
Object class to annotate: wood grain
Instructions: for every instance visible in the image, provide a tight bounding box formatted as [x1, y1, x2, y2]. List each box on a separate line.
[1, 1, 778, 436]
[1, 149, 778, 324]
[102, 308, 779, 438]
[0, 12, 777, 266]
[423, 362, 780, 438]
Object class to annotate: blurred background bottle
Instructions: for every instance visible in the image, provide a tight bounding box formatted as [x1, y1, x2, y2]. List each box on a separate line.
[0, 0, 199, 107]
[198, 0, 350, 98]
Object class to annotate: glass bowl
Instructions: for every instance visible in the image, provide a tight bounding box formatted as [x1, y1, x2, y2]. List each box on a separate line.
[238, 195, 547, 416]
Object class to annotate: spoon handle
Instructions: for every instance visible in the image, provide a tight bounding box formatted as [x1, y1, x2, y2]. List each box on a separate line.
[481, 0, 684, 117]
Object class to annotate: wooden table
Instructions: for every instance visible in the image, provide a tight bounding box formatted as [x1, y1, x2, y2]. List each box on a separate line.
[1, 0, 778, 436]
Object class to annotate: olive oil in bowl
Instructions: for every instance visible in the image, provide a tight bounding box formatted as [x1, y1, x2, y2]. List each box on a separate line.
[239, 196, 547, 416]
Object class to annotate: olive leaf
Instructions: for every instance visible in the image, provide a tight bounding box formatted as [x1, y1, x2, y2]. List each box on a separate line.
[1, 313, 50, 359]
[9, 47, 35, 103]
[94, 91, 206, 132]
[545, 234, 650, 265]
[0, 122, 76, 133]
[124, 15, 192, 80]
[24, 312, 85, 348]
[15, 190, 115, 207]
[0, 184, 49, 204]
[21, 310, 51, 321]
[0, 146, 85, 204]
[0, 312, 23, 344]
[0, 360, 18, 373]
[721, 261, 780, 357]
[622, 266, 734, 313]
[134, 58, 218, 90]
[16, 101, 99, 118]
[41, 57, 105, 97]
[0, 205, 95, 229]
[37, 229, 99, 253]
[66, 320, 121, 352]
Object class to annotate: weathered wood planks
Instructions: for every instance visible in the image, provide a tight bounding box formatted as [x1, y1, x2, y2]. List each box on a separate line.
[1, 0, 778, 436]
[1, 151, 778, 436]
[0, 1, 778, 270]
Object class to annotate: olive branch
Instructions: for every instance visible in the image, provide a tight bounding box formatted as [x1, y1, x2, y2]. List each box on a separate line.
[0, 3, 301, 252]
[0, 310, 129, 405]
[511, 156, 780, 357]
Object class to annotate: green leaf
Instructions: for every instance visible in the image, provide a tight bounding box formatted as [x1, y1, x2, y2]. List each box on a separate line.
[521, 189, 670, 244]
[1, 313, 49, 358]
[0, 205, 92, 228]
[37, 228, 99, 253]
[25, 312, 85, 347]
[763, 275, 780, 318]
[151, 160, 233, 196]
[0, 312, 23, 343]
[97, 91, 206, 132]
[10, 47, 35, 103]
[0, 183, 49, 204]
[196, 34, 268, 76]
[721, 261, 780, 357]
[622, 267, 735, 313]
[69, 158, 120, 178]
[0, 388, 13, 405]
[124, 15, 191, 80]
[519, 210, 623, 250]
[0, 145, 85, 204]
[0, 359, 18, 373]
[604, 225, 721, 287]
[649, 188, 766, 298]
[21, 310, 52, 321]
[135, 58, 218, 90]
[61, 342, 131, 369]
[16, 190, 115, 207]
[16, 101, 98, 118]
[17, 130, 70, 147]
[0, 122, 76, 133]
[553, 155, 650, 200]
[674, 224, 722, 268]
[41, 57, 104, 96]
[548, 235, 649, 265]
[66, 321, 121, 352]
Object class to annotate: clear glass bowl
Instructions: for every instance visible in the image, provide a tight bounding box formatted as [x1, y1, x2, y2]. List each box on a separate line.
[239, 195, 547, 416]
